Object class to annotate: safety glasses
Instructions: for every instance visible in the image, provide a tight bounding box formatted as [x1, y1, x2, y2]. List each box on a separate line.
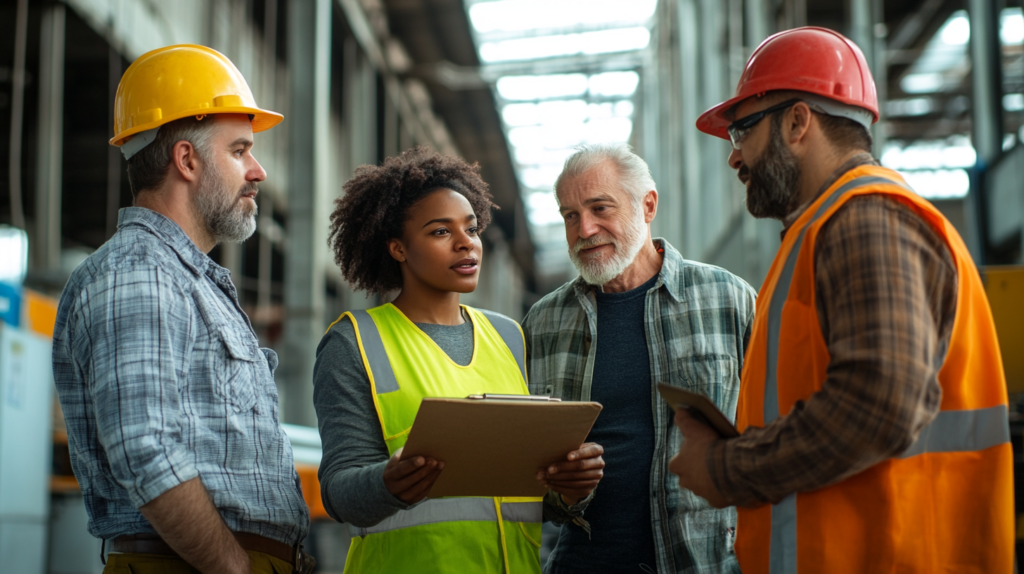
[726, 98, 803, 150]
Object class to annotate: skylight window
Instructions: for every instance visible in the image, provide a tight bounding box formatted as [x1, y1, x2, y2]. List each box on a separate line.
[502, 99, 635, 127]
[885, 98, 935, 117]
[502, 101, 590, 126]
[522, 165, 567, 188]
[469, 0, 657, 34]
[900, 11, 970, 94]
[465, 0, 651, 236]
[1003, 8, 1024, 44]
[881, 137, 976, 170]
[527, 191, 564, 226]
[940, 13, 970, 45]
[480, 27, 651, 63]
[881, 138, 975, 199]
[901, 8, 1024, 95]
[513, 146, 577, 166]
[0, 226, 28, 285]
[496, 74, 588, 100]
[508, 124, 586, 149]
[589, 71, 640, 97]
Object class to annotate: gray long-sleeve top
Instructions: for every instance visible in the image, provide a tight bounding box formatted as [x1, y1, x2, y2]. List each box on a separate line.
[312, 312, 589, 528]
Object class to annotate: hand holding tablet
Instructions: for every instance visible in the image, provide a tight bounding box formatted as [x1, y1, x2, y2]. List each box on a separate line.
[656, 383, 740, 438]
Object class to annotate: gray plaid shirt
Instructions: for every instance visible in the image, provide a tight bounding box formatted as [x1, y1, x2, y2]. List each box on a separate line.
[523, 239, 755, 574]
[52, 207, 309, 545]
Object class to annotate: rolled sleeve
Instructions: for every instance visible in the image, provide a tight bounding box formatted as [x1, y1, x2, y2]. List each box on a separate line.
[80, 266, 199, 507]
[542, 489, 593, 525]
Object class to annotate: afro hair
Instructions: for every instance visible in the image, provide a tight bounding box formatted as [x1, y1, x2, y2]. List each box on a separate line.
[327, 146, 496, 295]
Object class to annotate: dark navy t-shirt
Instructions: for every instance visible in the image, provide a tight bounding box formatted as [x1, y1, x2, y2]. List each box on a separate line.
[548, 273, 659, 573]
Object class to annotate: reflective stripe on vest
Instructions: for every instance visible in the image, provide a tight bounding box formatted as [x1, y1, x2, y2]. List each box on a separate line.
[762, 175, 1010, 574]
[351, 309, 400, 393]
[352, 308, 526, 394]
[478, 309, 527, 382]
[353, 498, 543, 536]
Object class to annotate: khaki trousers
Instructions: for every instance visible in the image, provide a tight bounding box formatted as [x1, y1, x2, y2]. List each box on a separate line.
[102, 550, 293, 574]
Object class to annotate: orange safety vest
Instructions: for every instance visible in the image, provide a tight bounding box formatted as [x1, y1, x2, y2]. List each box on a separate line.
[735, 164, 1014, 573]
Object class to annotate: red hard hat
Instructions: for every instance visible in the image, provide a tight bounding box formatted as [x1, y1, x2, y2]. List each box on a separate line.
[696, 27, 879, 139]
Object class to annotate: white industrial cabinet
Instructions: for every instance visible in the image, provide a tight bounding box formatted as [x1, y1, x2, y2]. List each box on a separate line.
[0, 322, 54, 573]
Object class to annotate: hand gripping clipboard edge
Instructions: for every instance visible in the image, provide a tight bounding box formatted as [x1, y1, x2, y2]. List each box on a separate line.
[399, 397, 603, 498]
[657, 383, 740, 438]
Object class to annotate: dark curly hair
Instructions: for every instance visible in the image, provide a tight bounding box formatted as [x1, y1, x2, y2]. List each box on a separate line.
[328, 146, 495, 295]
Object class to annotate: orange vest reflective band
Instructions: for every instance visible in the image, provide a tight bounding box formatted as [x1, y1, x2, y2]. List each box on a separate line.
[735, 165, 1014, 574]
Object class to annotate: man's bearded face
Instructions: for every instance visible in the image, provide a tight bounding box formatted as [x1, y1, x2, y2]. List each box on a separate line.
[191, 156, 258, 244]
[568, 197, 647, 286]
[742, 115, 802, 220]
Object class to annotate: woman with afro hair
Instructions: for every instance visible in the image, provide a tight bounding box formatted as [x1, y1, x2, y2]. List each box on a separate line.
[311, 147, 604, 573]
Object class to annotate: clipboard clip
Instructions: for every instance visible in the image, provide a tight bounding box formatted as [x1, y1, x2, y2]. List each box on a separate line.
[466, 393, 562, 402]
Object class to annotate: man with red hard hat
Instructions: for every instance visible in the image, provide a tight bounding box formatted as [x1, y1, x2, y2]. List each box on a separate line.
[669, 26, 1013, 573]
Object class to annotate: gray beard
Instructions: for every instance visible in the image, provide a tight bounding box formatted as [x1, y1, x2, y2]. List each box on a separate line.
[191, 161, 258, 245]
[568, 206, 647, 286]
[744, 116, 802, 220]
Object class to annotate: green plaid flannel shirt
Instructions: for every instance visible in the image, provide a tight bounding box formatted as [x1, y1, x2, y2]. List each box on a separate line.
[523, 239, 755, 574]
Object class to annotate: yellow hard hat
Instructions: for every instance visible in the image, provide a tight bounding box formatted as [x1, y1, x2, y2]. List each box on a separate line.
[110, 44, 282, 156]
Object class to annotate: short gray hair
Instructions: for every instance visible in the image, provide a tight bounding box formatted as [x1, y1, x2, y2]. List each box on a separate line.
[126, 116, 217, 197]
[554, 143, 656, 208]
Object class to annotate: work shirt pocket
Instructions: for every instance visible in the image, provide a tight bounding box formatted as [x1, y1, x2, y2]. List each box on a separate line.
[215, 331, 260, 414]
[679, 355, 740, 421]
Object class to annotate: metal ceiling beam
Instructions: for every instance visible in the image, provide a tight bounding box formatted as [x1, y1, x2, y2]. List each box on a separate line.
[414, 52, 646, 91]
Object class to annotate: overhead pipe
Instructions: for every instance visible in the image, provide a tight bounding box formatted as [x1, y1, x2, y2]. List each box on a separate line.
[7, 0, 28, 231]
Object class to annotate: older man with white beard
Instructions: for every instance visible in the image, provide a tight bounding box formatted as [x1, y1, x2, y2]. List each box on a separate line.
[523, 143, 756, 574]
[52, 46, 310, 574]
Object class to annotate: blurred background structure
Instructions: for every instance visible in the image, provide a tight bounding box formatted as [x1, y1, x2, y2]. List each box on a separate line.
[2, 0, 1024, 571]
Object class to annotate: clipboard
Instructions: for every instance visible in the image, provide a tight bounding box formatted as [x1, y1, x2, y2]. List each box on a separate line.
[657, 383, 740, 438]
[400, 397, 603, 497]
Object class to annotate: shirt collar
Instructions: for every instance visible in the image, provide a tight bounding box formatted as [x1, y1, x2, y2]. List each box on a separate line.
[781, 152, 879, 234]
[117, 207, 216, 276]
[571, 237, 685, 303]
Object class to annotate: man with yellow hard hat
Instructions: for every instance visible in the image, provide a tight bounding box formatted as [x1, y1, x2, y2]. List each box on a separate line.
[669, 27, 1013, 573]
[51, 45, 313, 574]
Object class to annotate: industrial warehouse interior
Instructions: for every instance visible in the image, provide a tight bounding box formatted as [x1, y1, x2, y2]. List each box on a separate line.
[2, 0, 1024, 572]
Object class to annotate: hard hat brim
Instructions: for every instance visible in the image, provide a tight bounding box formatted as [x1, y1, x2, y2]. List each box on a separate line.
[109, 106, 283, 147]
[696, 95, 746, 141]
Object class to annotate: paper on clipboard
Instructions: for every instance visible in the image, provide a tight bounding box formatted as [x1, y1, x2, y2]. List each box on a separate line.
[400, 397, 603, 498]
[657, 383, 740, 438]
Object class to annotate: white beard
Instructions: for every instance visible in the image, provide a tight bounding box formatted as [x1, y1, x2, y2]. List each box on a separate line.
[568, 206, 647, 286]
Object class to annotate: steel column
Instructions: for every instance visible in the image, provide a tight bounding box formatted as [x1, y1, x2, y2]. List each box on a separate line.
[677, 0, 703, 258]
[848, 0, 888, 155]
[105, 46, 122, 240]
[967, 0, 1005, 264]
[745, 0, 771, 49]
[7, 0, 28, 232]
[34, 5, 66, 273]
[280, 0, 333, 426]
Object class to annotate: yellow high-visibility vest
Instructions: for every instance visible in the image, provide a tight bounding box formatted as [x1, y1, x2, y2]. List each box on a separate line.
[333, 303, 543, 574]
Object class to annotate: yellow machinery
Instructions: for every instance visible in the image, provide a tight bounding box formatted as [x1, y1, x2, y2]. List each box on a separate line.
[982, 266, 1024, 544]
[983, 266, 1024, 394]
